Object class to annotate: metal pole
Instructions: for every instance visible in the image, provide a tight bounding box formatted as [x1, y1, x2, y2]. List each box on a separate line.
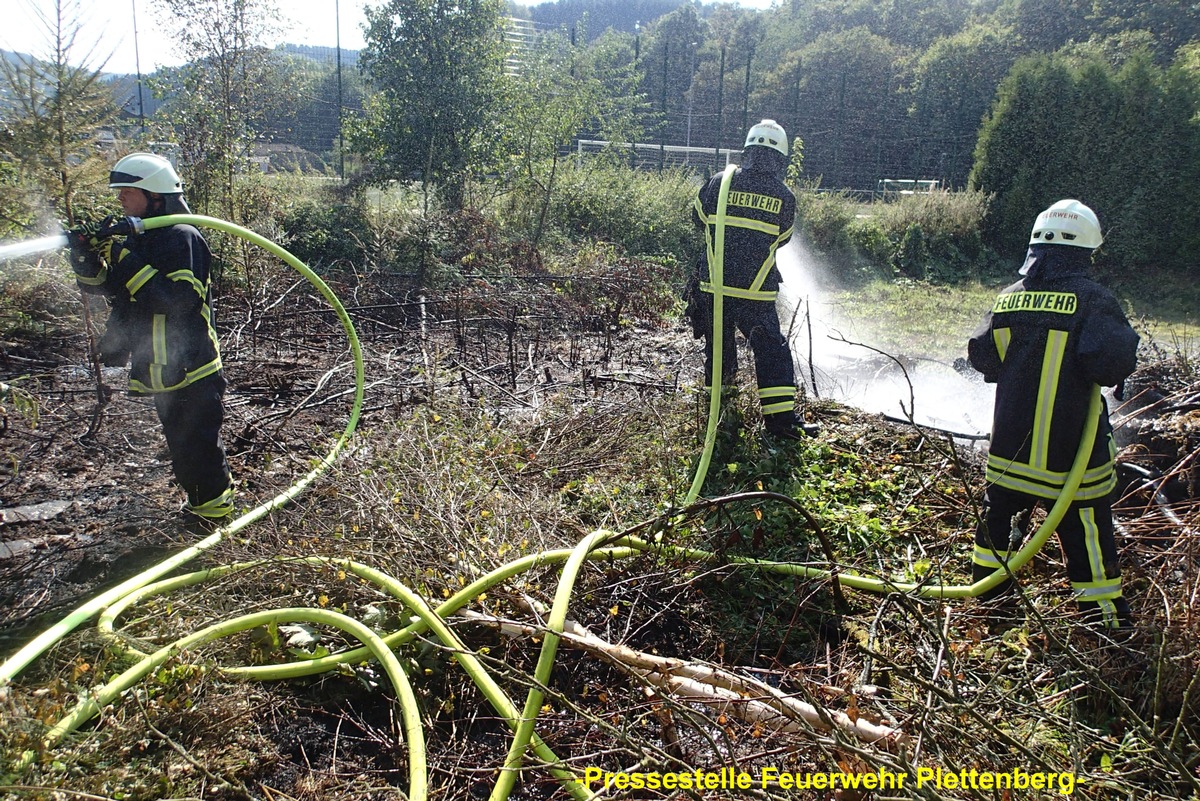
[713, 45, 725, 171]
[336, 0, 345, 181]
[132, 0, 146, 134]
[659, 41, 668, 173]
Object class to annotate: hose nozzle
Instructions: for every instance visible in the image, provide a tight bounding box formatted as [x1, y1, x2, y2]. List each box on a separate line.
[98, 216, 145, 237]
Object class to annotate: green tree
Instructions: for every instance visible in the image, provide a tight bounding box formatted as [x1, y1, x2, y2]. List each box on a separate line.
[1090, 0, 1200, 62]
[0, 0, 117, 225]
[970, 55, 1084, 255]
[970, 48, 1200, 277]
[500, 27, 643, 246]
[907, 23, 1019, 187]
[152, 0, 284, 221]
[761, 27, 907, 190]
[639, 4, 707, 156]
[351, 0, 507, 211]
[1006, 0, 1096, 53]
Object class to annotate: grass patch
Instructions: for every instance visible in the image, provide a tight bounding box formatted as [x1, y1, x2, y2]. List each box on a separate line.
[827, 278, 1001, 360]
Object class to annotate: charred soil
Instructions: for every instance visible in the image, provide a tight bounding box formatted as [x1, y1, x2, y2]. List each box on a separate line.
[2, 264, 1200, 800]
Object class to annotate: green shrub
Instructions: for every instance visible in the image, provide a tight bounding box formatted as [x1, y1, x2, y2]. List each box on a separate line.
[278, 198, 372, 270]
[519, 160, 700, 263]
[796, 187, 999, 284]
[794, 186, 859, 255]
[546, 240, 679, 331]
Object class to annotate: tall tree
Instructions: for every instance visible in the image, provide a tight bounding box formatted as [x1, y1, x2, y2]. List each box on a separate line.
[907, 23, 1019, 187]
[0, 0, 117, 225]
[971, 47, 1200, 276]
[499, 26, 642, 246]
[152, 0, 283, 221]
[639, 4, 707, 156]
[762, 27, 908, 190]
[351, 0, 507, 211]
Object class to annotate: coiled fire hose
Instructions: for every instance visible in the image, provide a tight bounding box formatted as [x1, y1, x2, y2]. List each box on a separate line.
[0, 210, 1100, 797]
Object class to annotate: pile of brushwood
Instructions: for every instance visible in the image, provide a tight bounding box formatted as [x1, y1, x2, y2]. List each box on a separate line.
[1, 250, 1199, 800]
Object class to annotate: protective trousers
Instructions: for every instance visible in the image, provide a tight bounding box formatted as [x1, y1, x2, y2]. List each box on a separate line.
[972, 484, 1130, 628]
[153, 372, 234, 519]
[701, 295, 796, 420]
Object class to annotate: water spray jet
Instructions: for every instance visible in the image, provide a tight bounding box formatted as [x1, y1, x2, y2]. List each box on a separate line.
[0, 233, 69, 263]
[776, 237, 994, 439]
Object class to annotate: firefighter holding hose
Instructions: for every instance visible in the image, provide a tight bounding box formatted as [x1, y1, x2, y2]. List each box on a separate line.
[968, 199, 1138, 630]
[686, 119, 814, 440]
[68, 153, 234, 524]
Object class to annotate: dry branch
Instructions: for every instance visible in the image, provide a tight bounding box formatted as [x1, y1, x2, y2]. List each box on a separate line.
[456, 608, 908, 748]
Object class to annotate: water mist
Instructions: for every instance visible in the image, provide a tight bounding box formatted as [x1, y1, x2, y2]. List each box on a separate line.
[775, 238, 994, 439]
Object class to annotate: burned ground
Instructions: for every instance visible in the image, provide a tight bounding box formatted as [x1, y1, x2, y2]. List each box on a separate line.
[2, 259, 1200, 800]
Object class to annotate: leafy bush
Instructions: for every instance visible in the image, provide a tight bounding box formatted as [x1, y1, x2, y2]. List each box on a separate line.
[794, 185, 860, 255]
[531, 160, 701, 263]
[546, 240, 679, 331]
[278, 196, 372, 270]
[796, 186, 999, 283]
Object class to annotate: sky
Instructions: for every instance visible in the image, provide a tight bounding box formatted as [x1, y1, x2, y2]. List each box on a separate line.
[1, 0, 775, 76]
[0, 0, 371, 75]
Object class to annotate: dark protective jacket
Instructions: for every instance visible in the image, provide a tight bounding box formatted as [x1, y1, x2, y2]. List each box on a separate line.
[692, 165, 796, 300]
[967, 245, 1138, 501]
[75, 224, 222, 395]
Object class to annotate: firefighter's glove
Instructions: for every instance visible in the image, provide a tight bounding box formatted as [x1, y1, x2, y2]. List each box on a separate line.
[85, 216, 124, 264]
[67, 220, 105, 278]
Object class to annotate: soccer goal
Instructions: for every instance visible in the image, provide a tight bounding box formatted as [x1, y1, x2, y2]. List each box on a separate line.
[576, 139, 738, 172]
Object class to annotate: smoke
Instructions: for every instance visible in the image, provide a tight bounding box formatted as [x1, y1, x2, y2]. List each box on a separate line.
[775, 238, 994, 439]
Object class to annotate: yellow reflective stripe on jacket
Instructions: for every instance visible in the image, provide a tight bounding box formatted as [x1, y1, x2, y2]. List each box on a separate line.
[151, 314, 168, 389]
[167, 269, 206, 298]
[993, 327, 1011, 361]
[746, 220, 791, 293]
[203, 302, 222, 357]
[1030, 330, 1068, 470]
[972, 545, 1014, 569]
[748, 227, 791, 293]
[126, 264, 158, 297]
[748, 253, 778, 293]
[723, 214, 780, 237]
[699, 281, 777, 301]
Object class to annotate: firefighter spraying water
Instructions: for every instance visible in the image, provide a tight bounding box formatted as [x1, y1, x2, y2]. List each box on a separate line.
[65, 153, 235, 524]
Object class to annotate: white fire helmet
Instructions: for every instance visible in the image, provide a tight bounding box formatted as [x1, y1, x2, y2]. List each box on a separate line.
[744, 119, 788, 157]
[109, 152, 183, 195]
[1029, 199, 1102, 249]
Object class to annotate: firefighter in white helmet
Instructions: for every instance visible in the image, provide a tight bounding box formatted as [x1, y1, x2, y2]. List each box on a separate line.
[686, 119, 814, 439]
[967, 199, 1137, 631]
[68, 153, 234, 524]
